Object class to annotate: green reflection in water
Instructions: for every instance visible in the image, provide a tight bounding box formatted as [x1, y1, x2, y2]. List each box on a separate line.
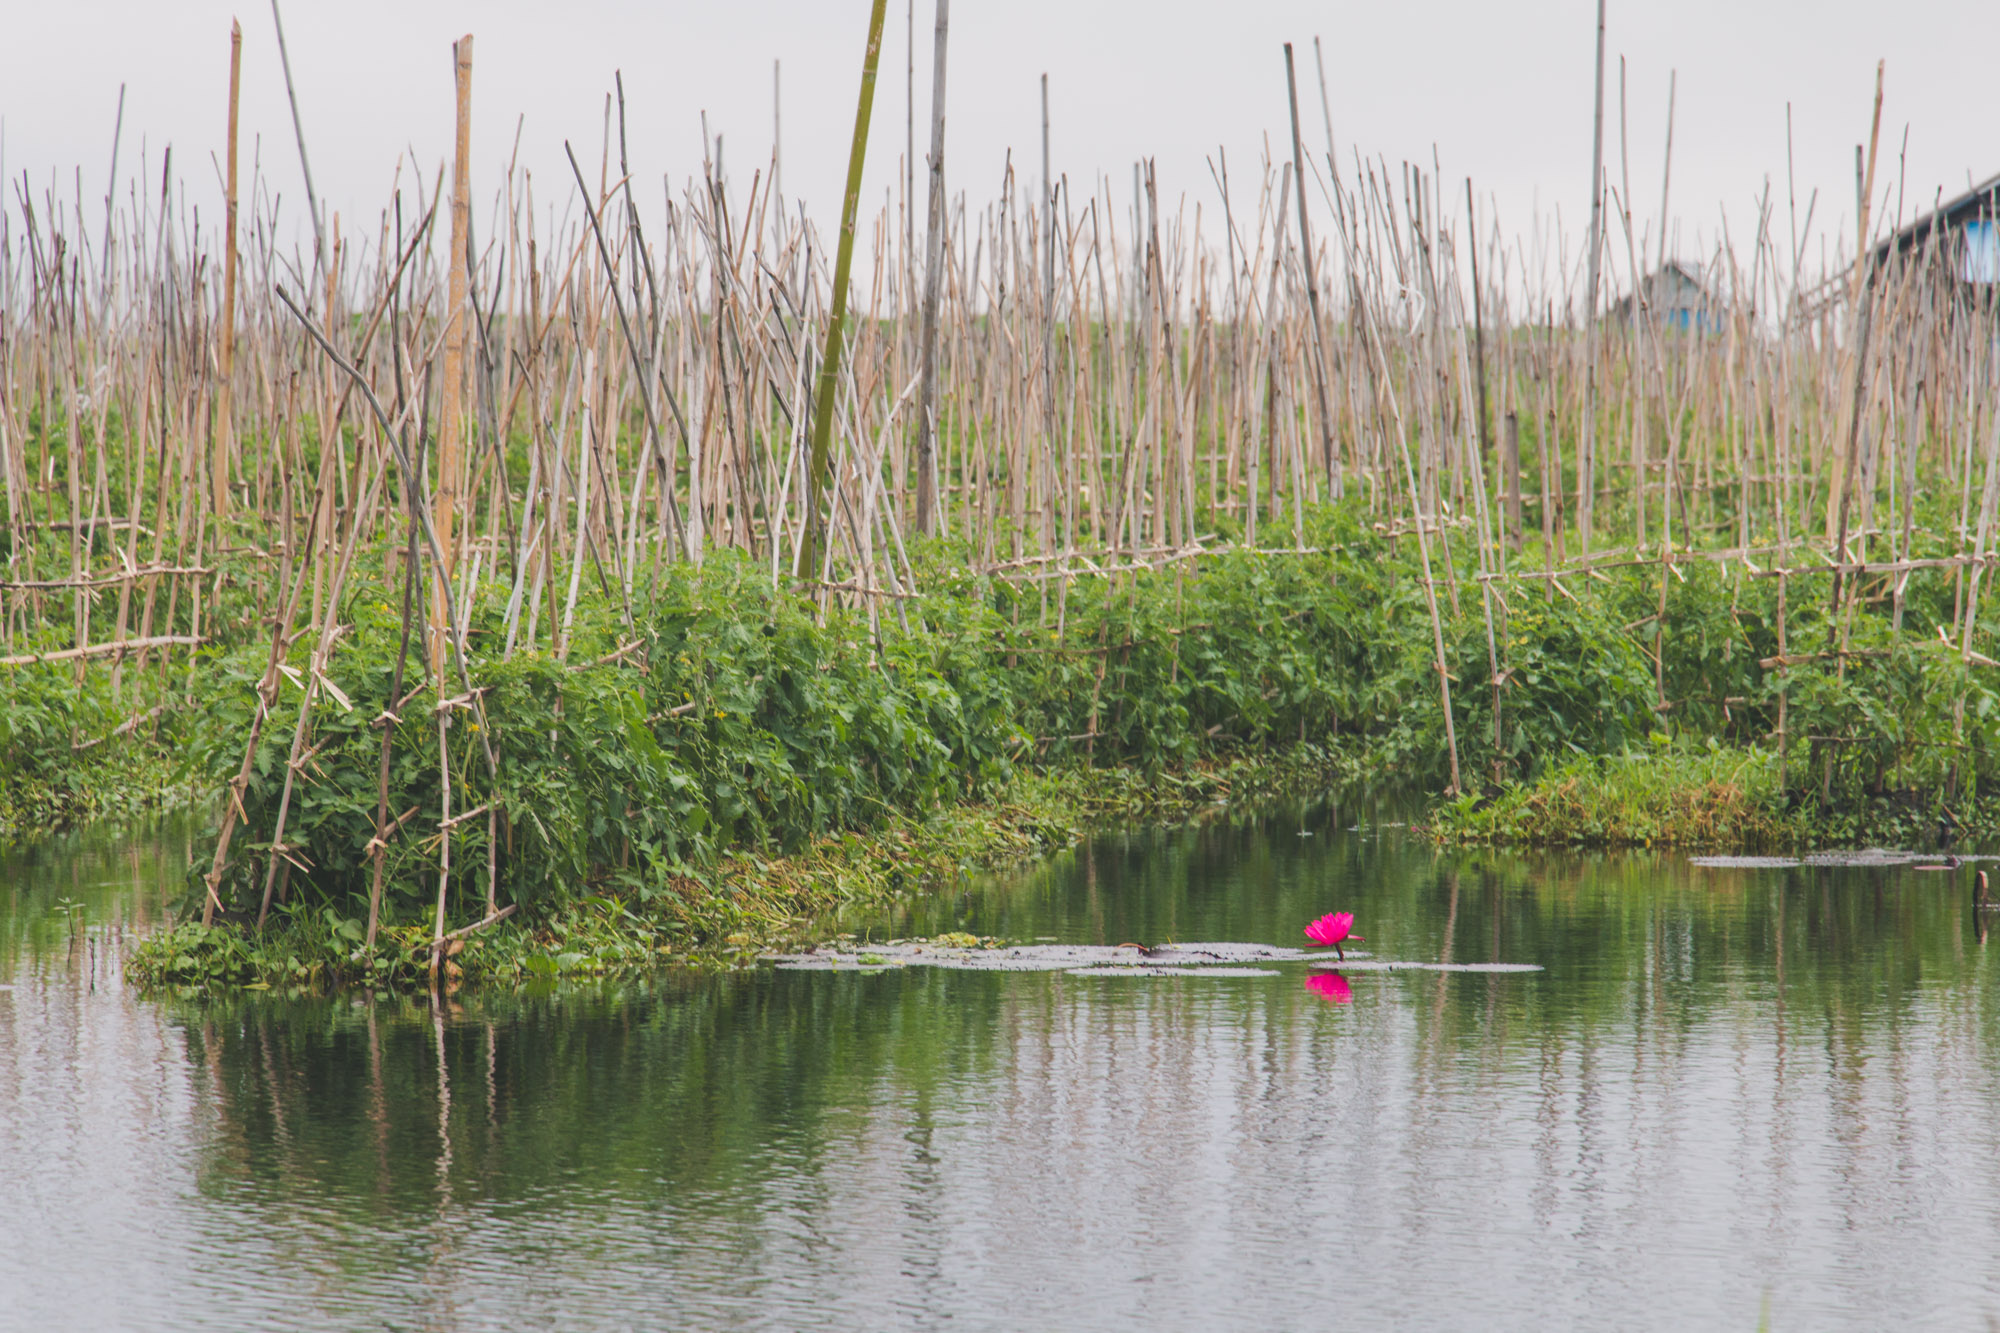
[0, 815, 191, 987]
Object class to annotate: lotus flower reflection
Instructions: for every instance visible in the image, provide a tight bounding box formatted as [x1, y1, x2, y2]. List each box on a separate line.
[1305, 972, 1353, 1004]
[1304, 911, 1363, 960]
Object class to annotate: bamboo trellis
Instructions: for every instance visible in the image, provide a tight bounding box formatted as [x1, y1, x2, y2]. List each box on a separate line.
[4, 48, 1999, 919]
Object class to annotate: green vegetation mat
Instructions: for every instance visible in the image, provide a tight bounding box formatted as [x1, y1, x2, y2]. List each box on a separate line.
[4, 512, 1977, 993]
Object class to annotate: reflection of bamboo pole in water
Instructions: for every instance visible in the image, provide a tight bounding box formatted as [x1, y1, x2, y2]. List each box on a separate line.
[201, 1020, 223, 1134]
[1491, 869, 1501, 962]
[1648, 893, 1663, 1066]
[434, 1002, 454, 1192]
[1085, 843, 1103, 946]
[368, 1003, 389, 1195]
[1773, 879, 1786, 1076]
[899, 1096, 948, 1290]
[1440, 871, 1460, 964]
[1482, 868, 1501, 1036]
[64, 861, 81, 972]
[257, 1022, 295, 1165]
[422, 1003, 460, 1328]
[486, 1022, 499, 1138]
[1430, 869, 1460, 1033]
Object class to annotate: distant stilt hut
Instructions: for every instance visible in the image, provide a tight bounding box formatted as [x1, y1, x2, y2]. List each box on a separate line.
[1871, 171, 2000, 292]
[1612, 259, 1719, 333]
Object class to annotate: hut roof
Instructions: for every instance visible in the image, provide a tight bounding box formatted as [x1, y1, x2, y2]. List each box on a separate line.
[1872, 171, 2000, 264]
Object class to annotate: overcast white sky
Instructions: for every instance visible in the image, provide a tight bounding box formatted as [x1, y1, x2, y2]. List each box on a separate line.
[2, 1, 1995, 287]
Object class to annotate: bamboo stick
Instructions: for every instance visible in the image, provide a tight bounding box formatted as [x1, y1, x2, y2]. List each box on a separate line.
[213, 20, 242, 519]
[433, 34, 473, 674]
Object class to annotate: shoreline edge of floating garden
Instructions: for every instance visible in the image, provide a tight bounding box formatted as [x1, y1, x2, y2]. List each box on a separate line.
[81, 531, 2000, 995]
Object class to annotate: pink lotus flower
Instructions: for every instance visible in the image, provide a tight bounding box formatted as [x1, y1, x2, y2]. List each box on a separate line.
[1305, 972, 1353, 1004]
[1304, 911, 1363, 960]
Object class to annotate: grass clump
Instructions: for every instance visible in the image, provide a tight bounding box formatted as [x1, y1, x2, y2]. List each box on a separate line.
[1425, 745, 1792, 850]
[129, 742, 1362, 993]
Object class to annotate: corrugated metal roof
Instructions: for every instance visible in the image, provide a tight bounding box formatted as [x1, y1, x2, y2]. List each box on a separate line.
[1873, 170, 2000, 262]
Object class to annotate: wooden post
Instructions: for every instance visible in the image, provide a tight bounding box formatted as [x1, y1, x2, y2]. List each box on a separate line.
[1283, 43, 1340, 499]
[1579, 0, 1607, 555]
[1776, 570, 1789, 792]
[99, 84, 126, 311]
[270, 0, 326, 268]
[914, 0, 950, 535]
[1041, 73, 1061, 553]
[431, 710, 453, 981]
[905, 0, 916, 305]
[434, 34, 472, 671]
[365, 515, 421, 949]
[214, 20, 242, 520]
[805, 0, 890, 577]
[1504, 411, 1522, 548]
[1467, 178, 1493, 501]
[1826, 62, 1886, 627]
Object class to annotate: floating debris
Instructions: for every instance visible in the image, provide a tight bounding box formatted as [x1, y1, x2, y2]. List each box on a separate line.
[1064, 967, 1282, 978]
[770, 938, 1537, 977]
[1308, 960, 1543, 974]
[769, 940, 1322, 973]
[1802, 849, 1928, 867]
[1690, 850, 1995, 871]
[1687, 855, 1803, 869]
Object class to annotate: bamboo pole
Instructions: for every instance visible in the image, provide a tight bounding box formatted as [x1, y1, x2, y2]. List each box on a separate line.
[269, 0, 326, 268]
[1826, 61, 1886, 628]
[1282, 44, 1339, 497]
[805, 0, 890, 580]
[213, 19, 242, 520]
[1579, 0, 1607, 554]
[913, 0, 950, 536]
[433, 34, 473, 674]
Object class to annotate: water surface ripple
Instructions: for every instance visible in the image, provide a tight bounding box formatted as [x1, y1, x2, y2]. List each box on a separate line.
[5, 805, 2000, 1329]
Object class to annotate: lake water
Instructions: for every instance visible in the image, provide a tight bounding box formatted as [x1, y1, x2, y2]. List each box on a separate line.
[5, 803, 2000, 1329]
